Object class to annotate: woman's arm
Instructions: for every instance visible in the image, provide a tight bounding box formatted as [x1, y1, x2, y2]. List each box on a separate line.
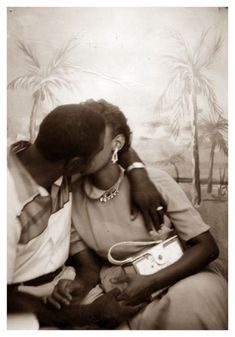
[119, 147, 166, 231]
[113, 231, 219, 305]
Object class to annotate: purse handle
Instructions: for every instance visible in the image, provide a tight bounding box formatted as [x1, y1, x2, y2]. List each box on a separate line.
[107, 240, 162, 265]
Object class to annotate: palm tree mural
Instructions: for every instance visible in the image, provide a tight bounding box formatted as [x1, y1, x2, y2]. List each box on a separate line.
[8, 38, 78, 141]
[156, 149, 185, 183]
[199, 115, 228, 193]
[155, 30, 224, 206]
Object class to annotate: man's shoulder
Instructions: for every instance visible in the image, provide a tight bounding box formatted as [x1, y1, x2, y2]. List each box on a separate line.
[7, 144, 39, 207]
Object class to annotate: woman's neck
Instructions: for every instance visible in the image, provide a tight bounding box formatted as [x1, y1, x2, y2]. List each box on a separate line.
[90, 162, 121, 190]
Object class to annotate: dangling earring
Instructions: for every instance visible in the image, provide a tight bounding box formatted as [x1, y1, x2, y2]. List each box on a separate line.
[111, 146, 119, 164]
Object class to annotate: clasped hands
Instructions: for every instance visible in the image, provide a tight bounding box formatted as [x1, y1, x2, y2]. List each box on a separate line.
[45, 277, 146, 326]
[47, 273, 152, 311]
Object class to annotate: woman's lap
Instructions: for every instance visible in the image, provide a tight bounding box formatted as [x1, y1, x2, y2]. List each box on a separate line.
[100, 266, 228, 330]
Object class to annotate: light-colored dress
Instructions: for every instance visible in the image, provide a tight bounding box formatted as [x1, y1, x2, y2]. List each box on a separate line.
[71, 168, 228, 329]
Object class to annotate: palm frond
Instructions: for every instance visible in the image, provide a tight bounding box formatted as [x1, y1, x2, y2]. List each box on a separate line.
[7, 74, 40, 90]
[219, 140, 228, 156]
[193, 28, 210, 65]
[40, 76, 78, 92]
[156, 73, 185, 112]
[199, 115, 228, 155]
[169, 97, 188, 139]
[168, 30, 193, 65]
[47, 37, 78, 74]
[198, 75, 224, 117]
[53, 62, 79, 75]
[197, 35, 224, 70]
[16, 40, 40, 70]
[40, 85, 59, 107]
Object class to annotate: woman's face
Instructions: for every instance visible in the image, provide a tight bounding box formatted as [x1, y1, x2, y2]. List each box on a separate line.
[83, 125, 114, 175]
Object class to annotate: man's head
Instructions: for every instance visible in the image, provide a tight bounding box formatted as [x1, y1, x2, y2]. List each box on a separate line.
[35, 103, 105, 174]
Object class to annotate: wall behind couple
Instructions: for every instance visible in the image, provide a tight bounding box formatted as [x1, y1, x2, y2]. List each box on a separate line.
[7, 7, 228, 275]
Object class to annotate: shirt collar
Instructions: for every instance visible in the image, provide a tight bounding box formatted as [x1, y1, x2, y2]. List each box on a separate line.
[8, 141, 64, 207]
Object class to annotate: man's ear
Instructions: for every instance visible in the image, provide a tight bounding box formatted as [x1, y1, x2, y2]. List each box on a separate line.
[112, 134, 125, 151]
[64, 156, 83, 176]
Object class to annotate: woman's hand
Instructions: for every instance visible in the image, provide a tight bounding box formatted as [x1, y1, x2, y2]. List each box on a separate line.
[46, 278, 88, 309]
[110, 273, 154, 305]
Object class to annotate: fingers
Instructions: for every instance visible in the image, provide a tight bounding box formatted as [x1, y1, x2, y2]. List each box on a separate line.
[47, 291, 70, 308]
[149, 208, 162, 231]
[47, 282, 72, 309]
[130, 204, 138, 221]
[47, 295, 62, 309]
[57, 282, 73, 302]
[69, 281, 82, 296]
[141, 210, 154, 232]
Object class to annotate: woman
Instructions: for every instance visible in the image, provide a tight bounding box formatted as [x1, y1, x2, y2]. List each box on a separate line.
[71, 99, 228, 330]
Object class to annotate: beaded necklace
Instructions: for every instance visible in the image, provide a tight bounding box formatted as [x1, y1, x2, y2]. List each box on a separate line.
[83, 168, 124, 203]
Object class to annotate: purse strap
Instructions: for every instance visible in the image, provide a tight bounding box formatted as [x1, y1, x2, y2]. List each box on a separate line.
[107, 240, 162, 265]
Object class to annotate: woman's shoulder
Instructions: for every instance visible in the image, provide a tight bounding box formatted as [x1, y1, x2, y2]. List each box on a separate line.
[149, 168, 177, 187]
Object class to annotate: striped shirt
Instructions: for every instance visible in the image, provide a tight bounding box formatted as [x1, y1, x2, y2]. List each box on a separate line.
[7, 142, 81, 284]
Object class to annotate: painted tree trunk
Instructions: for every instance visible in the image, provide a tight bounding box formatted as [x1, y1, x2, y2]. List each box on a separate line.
[29, 91, 40, 142]
[172, 162, 180, 183]
[191, 90, 201, 207]
[207, 142, 216, 193]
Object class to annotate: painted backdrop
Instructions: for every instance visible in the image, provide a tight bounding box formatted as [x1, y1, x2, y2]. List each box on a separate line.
[7, 7, 228, 276]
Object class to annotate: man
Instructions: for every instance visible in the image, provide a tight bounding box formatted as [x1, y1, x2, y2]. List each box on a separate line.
[7, 103, 163, 328]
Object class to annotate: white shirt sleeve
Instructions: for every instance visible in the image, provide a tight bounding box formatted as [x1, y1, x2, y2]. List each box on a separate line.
[7, 170, 21, 284]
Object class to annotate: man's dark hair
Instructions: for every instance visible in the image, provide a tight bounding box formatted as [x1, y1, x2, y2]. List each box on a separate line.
[35, 104, 105, 161]
[82, 99, 132, 154]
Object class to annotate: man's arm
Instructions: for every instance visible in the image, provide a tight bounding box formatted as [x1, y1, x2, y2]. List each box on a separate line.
[119, 147, 166, 231]
[47, 249, 101, 308]
[8, 286, 142, 329]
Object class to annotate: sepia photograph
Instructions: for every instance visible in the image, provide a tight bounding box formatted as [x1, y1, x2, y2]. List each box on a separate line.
[5, 3, 229, 331]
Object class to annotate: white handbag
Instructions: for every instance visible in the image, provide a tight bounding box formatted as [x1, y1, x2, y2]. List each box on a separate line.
[108, 235, 183, 275]
[107, 235, 184, 300]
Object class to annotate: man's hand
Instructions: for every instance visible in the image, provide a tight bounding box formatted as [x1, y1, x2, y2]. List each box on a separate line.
[93, 288, 143, 328]
[46, 279, 88, 309]
[128, 169, 166, 231]
[110, 273, 153, 305]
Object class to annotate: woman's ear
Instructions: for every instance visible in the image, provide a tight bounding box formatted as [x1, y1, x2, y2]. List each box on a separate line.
[112, 134, 125, 151]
